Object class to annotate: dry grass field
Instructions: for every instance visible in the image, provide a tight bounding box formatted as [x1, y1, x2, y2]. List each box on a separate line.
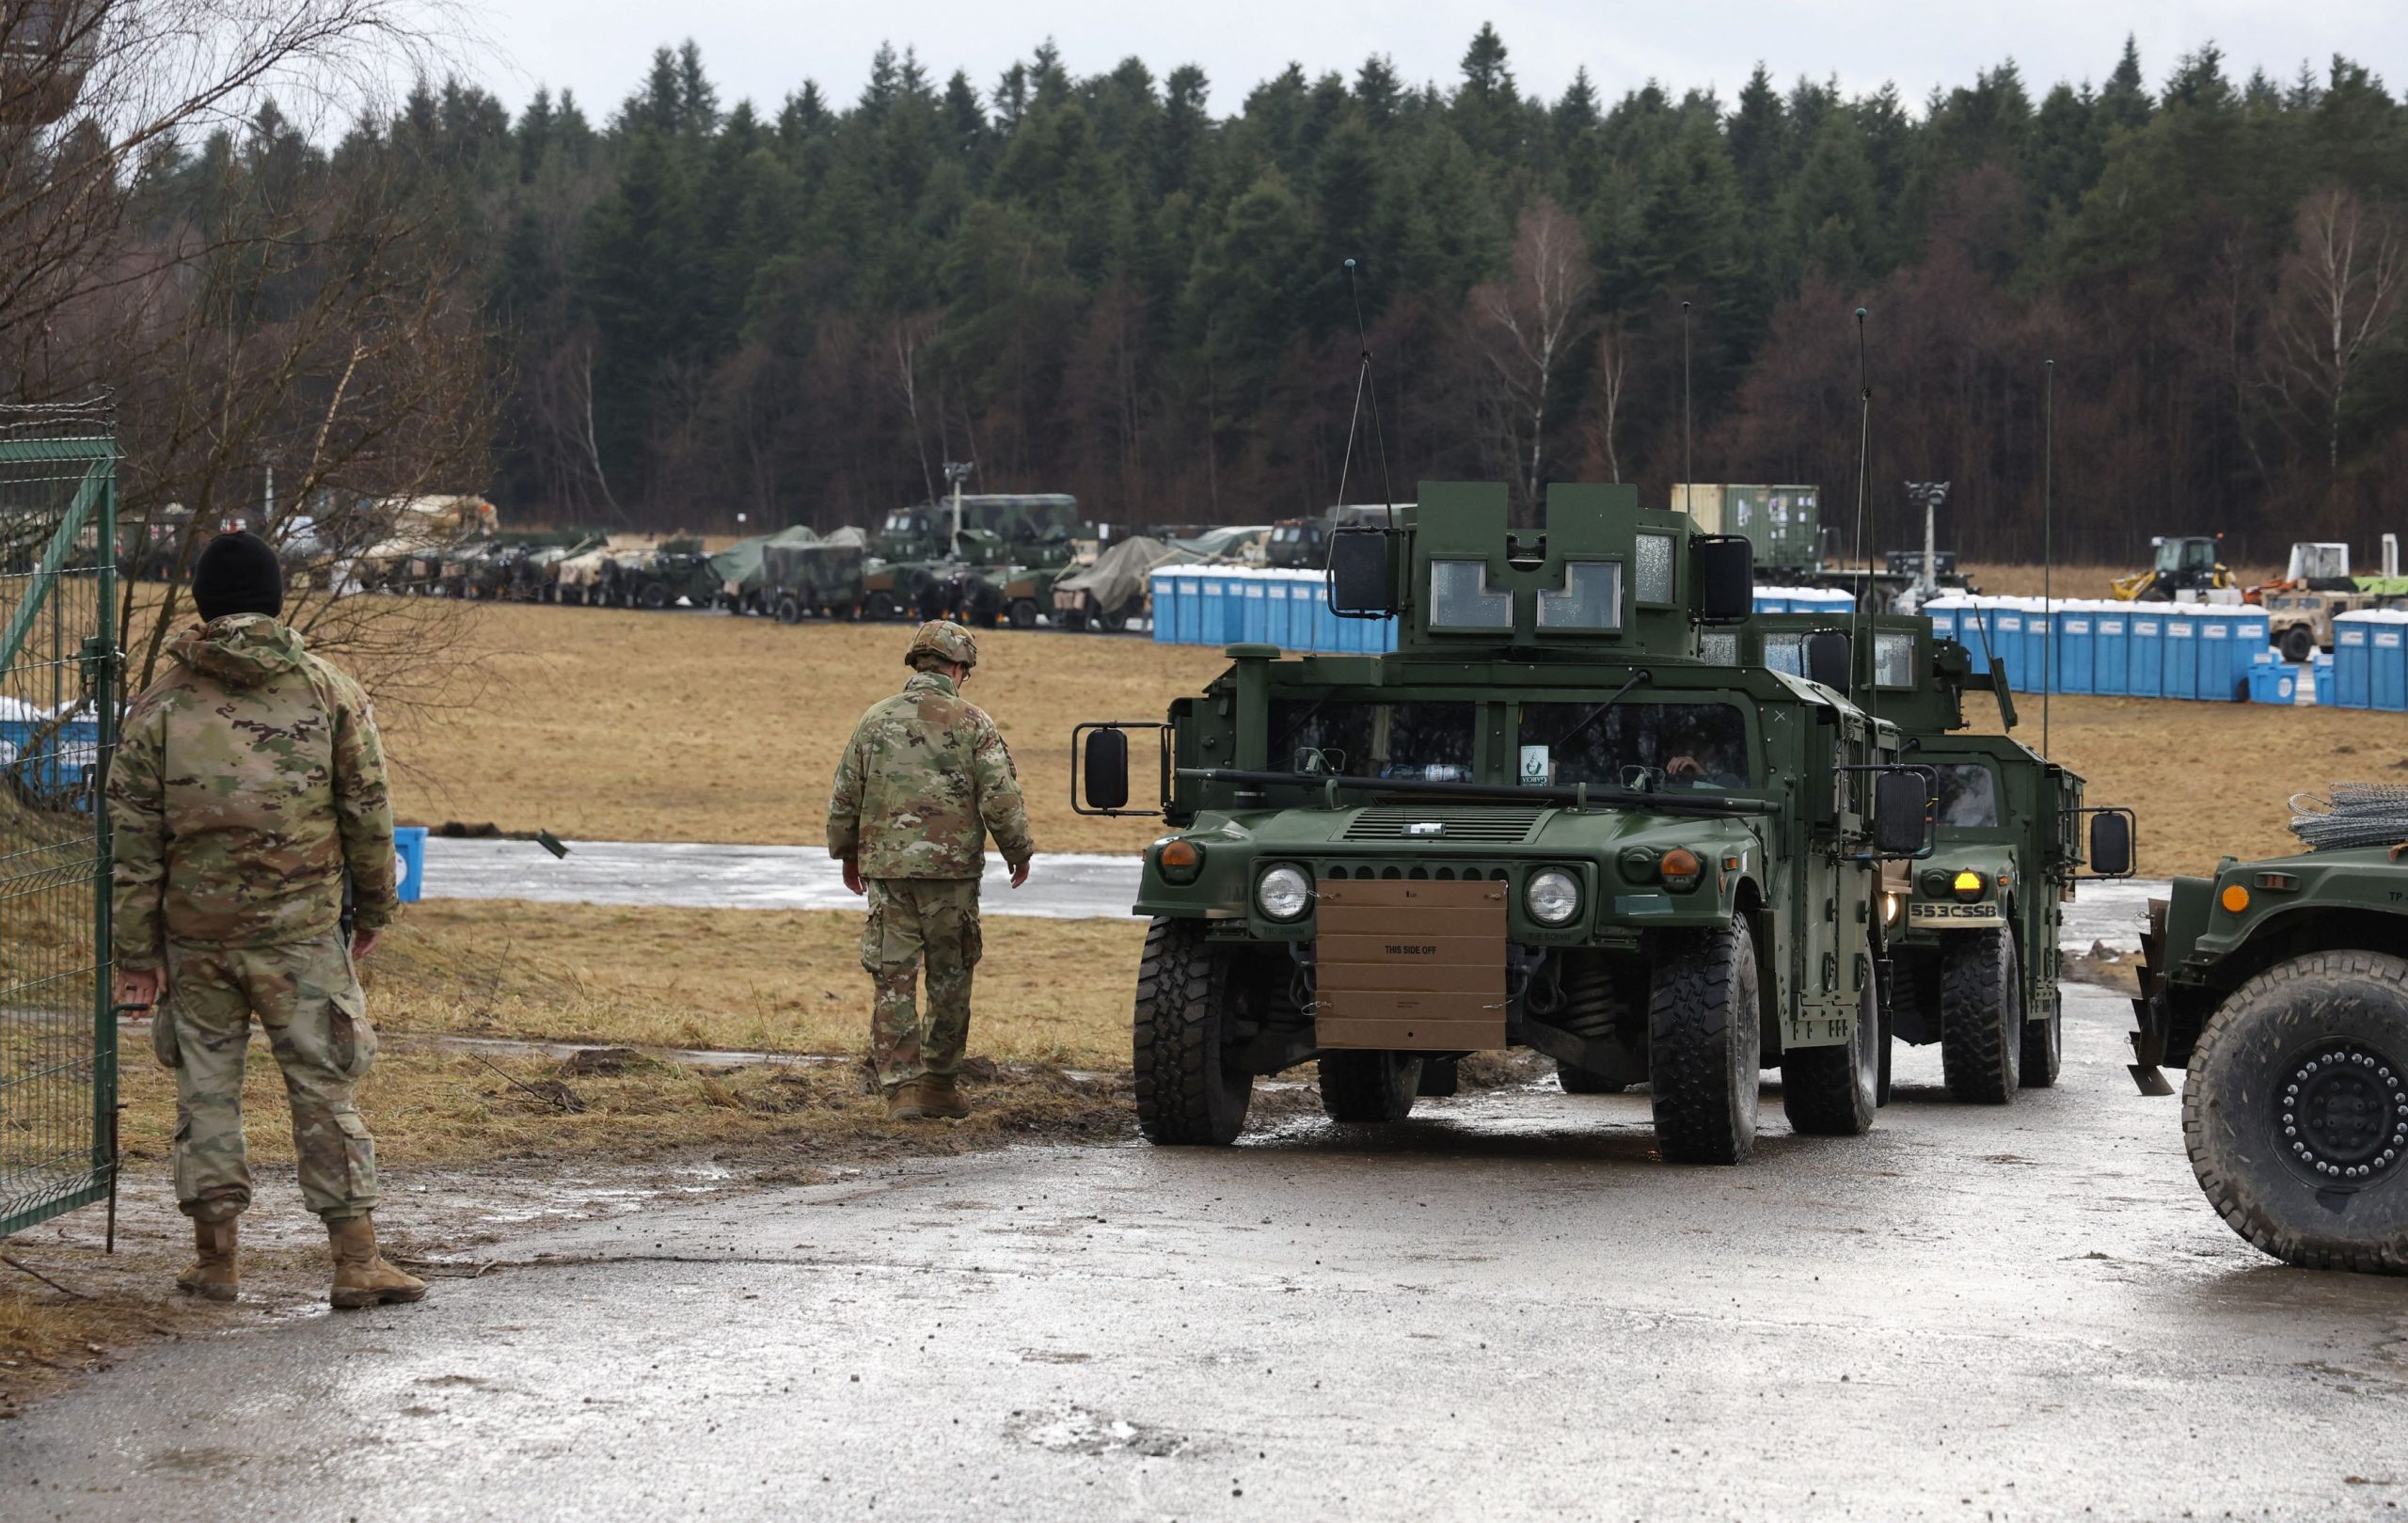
[380, 598, 2408, 878]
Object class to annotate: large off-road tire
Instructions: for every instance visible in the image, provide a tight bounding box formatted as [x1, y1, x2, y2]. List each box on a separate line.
[2186, 951, 2408, 1274]
[2020, 995, 2064, 1088]
[1648, 919, 1763, 1165]
[1008, 597, 1040, 630]
[1557, 1059, 1624, 1095]
[1096, 605, 1129, 634]
[864, 590, 898, 622]
[1059, 609, 1088, 632]
[1782, 976, 1880, 1136]
[639, 582, 671, 611]
[1318, 1051, 1421, 1122]
[773, 595, 803, 626]
[2279, 624, 2316, 665]
[1941, 928, 2021, 1103]
[1132, 918, 1252, 1146]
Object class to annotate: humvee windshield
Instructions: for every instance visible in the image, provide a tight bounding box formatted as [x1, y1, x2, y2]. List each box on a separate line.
[1518, 701, 1751, 789]
[885, 512, 931, 535]
[1934, 762, 2000, 827]
[1273, 700, 1477, 781]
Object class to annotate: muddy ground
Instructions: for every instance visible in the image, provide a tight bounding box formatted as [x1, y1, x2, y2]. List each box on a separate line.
[5, 986, 2396, 1522]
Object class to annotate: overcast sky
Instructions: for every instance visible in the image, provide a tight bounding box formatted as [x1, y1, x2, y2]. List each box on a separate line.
[464, 2, 2402, 121]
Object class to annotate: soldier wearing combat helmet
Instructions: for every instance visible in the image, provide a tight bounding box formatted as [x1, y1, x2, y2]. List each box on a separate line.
[828, 621, 1036, 1119]
[107, 531, 425, 1310]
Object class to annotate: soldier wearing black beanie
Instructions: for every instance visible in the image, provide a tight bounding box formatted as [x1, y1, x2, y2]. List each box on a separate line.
[191, 530, 284, 623]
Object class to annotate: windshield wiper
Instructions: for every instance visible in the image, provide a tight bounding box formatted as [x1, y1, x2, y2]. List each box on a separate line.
[1553, 669, 1652, 751]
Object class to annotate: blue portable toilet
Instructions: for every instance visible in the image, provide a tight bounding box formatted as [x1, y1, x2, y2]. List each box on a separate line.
[1172, 568, 1205, 644]
[1239, 574, 1269, 643]
[2020, 603, 2054, 696]
[2375, 614, 2408, 712]
[2163, 609, 2200, 699]
[394, 825, 428, 903]
[1264, 576, 1291, 648]
[2057, 607, 2095, 694]
[2335, 614, 2373, 707]
[2234, 611, 2271, 672]
[1150, 568, 1178, 643]
[1380, 614, 1400, 652]
[1754, 591, 1790, 614]
[1312, 579, 1341, 652]
[2127, 611, 2164, 697]
[2094, 607, 2128, 695]
[1925, 600, 1957, 648]
[2197, 608, 2238, 700]
[2313, 652, 2336, 706]
[1991, 607, 2023, 689]
[1955, 600, 1998, 674]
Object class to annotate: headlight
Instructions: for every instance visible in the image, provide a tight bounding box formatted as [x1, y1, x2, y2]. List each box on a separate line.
[1256, 865, 1312, 921]
[1526, 867, 1581, 926]
[1883, 893, 1903, 926]
[1950, 869, 1987, 903]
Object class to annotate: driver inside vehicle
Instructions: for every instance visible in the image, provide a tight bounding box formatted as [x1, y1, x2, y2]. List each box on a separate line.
[1661, 714, 1746, 788]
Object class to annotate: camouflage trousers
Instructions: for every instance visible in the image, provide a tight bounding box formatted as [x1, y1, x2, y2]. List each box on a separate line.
[862, 877, 984, 1088]
[156, 933, 380, 1223]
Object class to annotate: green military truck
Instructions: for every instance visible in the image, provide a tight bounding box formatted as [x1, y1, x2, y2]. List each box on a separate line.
[859, 493, 1083, 625]
[2131, 785, 2408, 1273]
[1073, 481, 1941, 1163]
[1739, 614, 2131, 1102]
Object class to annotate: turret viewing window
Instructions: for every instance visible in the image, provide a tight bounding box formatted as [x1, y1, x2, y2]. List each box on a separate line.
[1873, 631, 1916, 689]
[1633, 533, 1676, 605]
[1429, 560, 1513, 630]
[1536, 562, 1623, 631]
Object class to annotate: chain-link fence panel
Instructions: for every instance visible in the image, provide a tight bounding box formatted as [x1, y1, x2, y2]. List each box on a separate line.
[0, 402, 119, 1240]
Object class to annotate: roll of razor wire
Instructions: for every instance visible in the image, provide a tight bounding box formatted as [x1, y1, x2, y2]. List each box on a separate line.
[2289, 783, 2408, 851]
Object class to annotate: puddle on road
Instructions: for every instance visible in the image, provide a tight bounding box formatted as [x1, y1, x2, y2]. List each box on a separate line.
[1009, 1404, 1187, 1458]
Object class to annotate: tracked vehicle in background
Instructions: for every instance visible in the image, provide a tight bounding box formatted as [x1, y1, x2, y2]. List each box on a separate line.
[1074, 482, 1939, 1162]
[1733, 613, 2132, 1103]
[2131, 786, 2408, 1273]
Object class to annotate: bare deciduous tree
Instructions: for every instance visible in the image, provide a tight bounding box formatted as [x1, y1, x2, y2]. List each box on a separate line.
[1469, 198, 1592, 518]
[2261, 188, 2405, 479]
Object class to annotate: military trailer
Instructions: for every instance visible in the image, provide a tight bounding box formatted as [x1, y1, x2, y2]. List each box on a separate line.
[1073, 481, 1938, 1162]
[764, 538, 868, 622]
[2131, 785, 2408, 1273]
[1736, 613, 2131, 1102]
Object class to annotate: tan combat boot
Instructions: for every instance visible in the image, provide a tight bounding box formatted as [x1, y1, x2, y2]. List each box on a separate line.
[885, 1079, 930, 1120]
[919, 1074, 971, 1120]
[327, 1214, 428, 1309]
[174, 1217, 240, 1302]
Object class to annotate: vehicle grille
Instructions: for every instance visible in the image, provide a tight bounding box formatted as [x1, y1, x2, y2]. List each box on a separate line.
[1320, 861, 1513, 882]
[1341, 805, 1547, 844]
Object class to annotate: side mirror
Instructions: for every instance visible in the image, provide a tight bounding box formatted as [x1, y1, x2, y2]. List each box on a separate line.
[1327, 529, 1396, 616]
[1872, 769, 1932, 857]
[1083, 727, 1131, 812]
[1805, 629, 1852, 693]
[1695, 535, 1754, 625]
[2087, 810, 2135, 878]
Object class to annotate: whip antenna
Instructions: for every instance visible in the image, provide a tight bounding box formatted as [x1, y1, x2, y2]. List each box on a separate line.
[1680, 301, 1693, 519]
[1337, 258, 1397, 527]
[2042, 357, 2054, 761]
[1850, 309, 1876, 721]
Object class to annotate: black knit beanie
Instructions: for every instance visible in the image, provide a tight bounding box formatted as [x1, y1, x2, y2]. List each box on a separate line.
[192, 531, 284, 623]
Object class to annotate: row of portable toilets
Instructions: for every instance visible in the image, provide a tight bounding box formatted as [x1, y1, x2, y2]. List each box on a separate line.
[1146, 567, 1854, 654]
[1925, 596, 2300, 703]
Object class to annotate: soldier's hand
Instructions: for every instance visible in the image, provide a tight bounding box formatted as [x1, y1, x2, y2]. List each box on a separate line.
[1009, 859, 1030, 889]
[114, 967, 163, 1011]
[842, 858, 864, 896]
[351, 928, 382, 961]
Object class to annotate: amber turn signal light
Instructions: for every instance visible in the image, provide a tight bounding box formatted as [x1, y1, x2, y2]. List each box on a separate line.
[1660, 848, 1703, 890]
[2220, 883, 2251, 914]
[1157, 838, 1206, 883]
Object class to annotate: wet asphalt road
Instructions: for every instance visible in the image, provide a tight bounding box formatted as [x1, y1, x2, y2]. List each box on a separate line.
[425, 837, 2170, 955]
[11, 982, 2400, 1523]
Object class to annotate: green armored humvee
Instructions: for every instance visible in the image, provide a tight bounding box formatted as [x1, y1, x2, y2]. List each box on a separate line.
[2131, 787, 2408, 1273]
[1075, 482, 1938, 1163]
[1735, 614, 2132, 1103]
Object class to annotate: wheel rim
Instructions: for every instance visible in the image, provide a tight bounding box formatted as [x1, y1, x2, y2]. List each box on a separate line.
[2278, 1039, 2408, 1187]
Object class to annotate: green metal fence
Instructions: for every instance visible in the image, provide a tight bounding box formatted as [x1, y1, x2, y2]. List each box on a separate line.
[0, 405, 120, 1241]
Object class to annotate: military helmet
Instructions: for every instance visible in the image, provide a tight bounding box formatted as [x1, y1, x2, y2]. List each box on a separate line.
[905, 620, 979, 670]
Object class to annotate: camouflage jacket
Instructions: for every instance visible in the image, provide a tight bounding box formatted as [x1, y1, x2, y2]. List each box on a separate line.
[108, 615, 398, 970]
[827, 671, 1035, 880]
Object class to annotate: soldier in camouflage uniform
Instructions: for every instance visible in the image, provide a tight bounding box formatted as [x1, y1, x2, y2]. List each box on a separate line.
[828, 621, 1036, 1120]
[107, 531, 425, 1309]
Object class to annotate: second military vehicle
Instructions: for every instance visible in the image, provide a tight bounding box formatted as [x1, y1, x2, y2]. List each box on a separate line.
[2131, 785, 2408, 1274]
[1075, 481, 1940, 1163]
[1737, 613, 2132, 1103]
